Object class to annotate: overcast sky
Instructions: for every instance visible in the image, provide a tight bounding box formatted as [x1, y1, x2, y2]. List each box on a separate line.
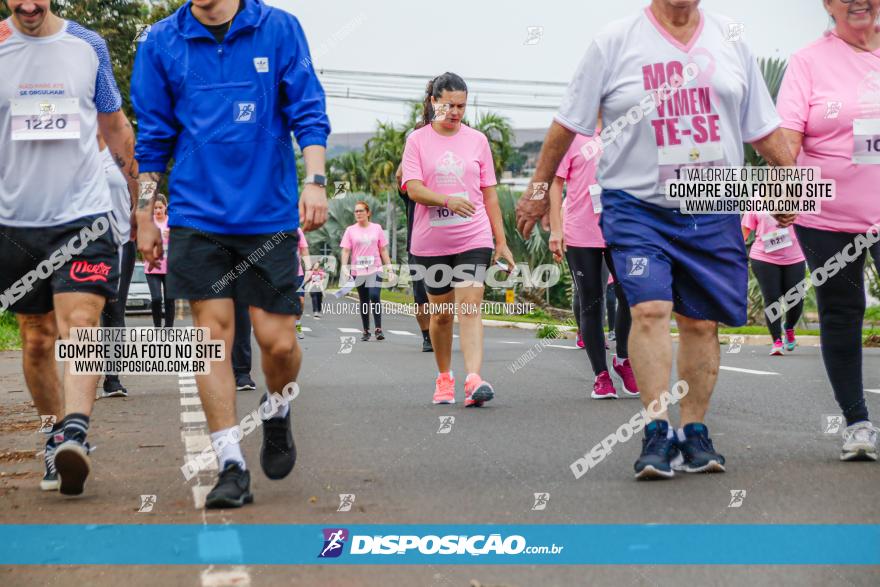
[272, 0, 830, 133]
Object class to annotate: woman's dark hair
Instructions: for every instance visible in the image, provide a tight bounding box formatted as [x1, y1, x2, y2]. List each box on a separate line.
[419, 72, 468, 128]
[154, 194, 168, 207]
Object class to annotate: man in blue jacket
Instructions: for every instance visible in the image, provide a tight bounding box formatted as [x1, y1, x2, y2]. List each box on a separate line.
[132, 0, 330, 509]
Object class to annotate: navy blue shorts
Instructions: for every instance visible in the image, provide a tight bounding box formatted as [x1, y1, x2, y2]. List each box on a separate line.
[600, 190, 747, 326]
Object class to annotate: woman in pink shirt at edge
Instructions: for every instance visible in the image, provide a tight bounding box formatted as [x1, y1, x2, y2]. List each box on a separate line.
[340, 201, 392, 341]
[549, 134, 637, 400]
[741, 212, 806, 356]
[776, 0, 880, 461]
[144, 195, 175, 327]
[294, 227, 311, 340]
[401, 72, 516, 407]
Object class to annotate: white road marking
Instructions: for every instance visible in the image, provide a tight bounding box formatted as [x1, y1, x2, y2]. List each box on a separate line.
[719, 366, 779, 376]
[181, 411, 207, 424]
[301, 326, 312, 332]
[338, 327, 362, 333]
[201, 566, 251, 587]
[180, 385, 199, 395]
[498, 341, 522, 345]
[387, 330, 416, 336]
[544, 344, 579, 350]
[866, 389, 880, 395]
[180, 396, 202, 407]
[179, 378, 197, 386]
[182, 433, 211, 453]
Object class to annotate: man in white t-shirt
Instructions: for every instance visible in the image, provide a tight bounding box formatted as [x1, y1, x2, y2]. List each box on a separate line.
[0, 0, 139, 496]
[518, 0, 796, 481]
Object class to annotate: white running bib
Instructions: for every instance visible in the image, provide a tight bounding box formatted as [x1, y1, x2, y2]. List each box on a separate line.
[658, 142, 724, 193]
[589, 184, 602, 214]
[853, 119, 880, 164]
[761, 228, 793, 253]
[430, 192, 473, 227]
[10, 98, 81, 141]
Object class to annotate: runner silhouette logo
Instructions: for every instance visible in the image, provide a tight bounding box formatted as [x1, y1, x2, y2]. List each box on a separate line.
[627, 257, 649, 278]
[234, 102, 256, 123]
[318, 528, 349, 558]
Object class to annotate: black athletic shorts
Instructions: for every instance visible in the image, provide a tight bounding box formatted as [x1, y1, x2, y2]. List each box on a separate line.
[410, 247, 493, 296]
[167, 227, 302, 316]
[0, 213, 119, 314]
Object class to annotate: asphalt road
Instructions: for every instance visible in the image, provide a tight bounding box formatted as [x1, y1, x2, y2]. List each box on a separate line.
[1, 297, 878, 586]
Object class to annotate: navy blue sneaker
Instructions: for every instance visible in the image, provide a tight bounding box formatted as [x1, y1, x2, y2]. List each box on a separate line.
[634, 420, 679, 480]
[674, 423, 726, 473]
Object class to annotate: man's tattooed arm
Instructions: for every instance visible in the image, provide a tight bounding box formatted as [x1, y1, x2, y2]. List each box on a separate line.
[97, 110, 140, 210]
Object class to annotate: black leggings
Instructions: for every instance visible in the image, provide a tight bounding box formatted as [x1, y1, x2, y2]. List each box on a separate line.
[750, 258, 806, 341]
[146, 273, 175, 328]
[566, 247, 631, 375]
[606, 282, 617, 331]
[101, 242, 136, 381]
[311, 292, 323, 314]
[795, 225, 870, 426]
[356, 284, 381, 331]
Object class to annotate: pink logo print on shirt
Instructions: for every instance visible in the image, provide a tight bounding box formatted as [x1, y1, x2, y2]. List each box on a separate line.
[69, 261, 111, 283]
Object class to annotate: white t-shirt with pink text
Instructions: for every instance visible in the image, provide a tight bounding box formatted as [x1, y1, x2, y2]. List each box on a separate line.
[401, 124, 497, 256]
[742, 212, 805, 265]
[777, 31, 880, 234]
[555, 8, 780, 208]
[340, 222, 387, 276]
[557, 134, 604, 248]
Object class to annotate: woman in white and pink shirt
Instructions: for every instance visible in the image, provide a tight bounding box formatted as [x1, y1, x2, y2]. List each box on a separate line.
[549, 134, 637, 400]
[401, 72, 516, 407]
[776, 0, 880, 460]
[340, 201, 391, 341]
[144, 195, 175, 327]
[294, 227, 310, 340]
[741, 212, 806, 355]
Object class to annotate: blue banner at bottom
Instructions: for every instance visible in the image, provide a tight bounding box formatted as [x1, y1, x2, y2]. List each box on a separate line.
[2, 524, 878, 565]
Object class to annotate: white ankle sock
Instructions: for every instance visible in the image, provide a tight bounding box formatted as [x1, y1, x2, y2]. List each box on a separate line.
[260, 393, 290, 420]
[666, 427, 676, 440]
[211, 427, 245, 469]
[676, 428, 687, 442]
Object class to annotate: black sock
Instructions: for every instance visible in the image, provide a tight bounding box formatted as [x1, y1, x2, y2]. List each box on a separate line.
[45, 421, 63, 449]
[422, 329, 430, 341]
[62, 413, 90, 443]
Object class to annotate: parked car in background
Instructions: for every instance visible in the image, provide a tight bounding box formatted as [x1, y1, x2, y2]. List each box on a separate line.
[126, 262, 152, 315]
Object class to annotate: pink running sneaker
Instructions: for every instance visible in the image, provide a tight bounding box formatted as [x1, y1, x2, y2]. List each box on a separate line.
[611, 356, 640, 397]
[770, 339, 784, 356]
[576, 332, 585, 349]
[784, 329, 797, 352]
[464, 373, 494, 407]
[433, 372, 455, 404]
[591, 371, 618, 399]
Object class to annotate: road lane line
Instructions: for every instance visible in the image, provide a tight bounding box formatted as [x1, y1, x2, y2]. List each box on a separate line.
[720, 366, 779, 376]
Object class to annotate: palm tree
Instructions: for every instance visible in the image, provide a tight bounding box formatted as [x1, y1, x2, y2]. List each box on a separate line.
[472, 112, 516, 178]
[328, 151, 369, 193]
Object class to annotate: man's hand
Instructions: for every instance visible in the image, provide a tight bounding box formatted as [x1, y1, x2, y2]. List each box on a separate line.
[136, 211, 163, 270]
[299, 183, 328, 231]
[516, 182, 551, 238]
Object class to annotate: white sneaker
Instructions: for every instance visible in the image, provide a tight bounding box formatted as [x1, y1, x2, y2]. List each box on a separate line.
[840, 421, 878, 462]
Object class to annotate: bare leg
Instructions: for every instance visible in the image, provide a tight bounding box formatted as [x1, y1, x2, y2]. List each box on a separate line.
[250, 307, 300, 395]
[453, 283, 485, 375]
[16, 312, 62, 420]
[675, 313, 720, 426]
[428, 290, 455, 373]
[628, 300, 674, 422]
[190, 299, 236, 432]
[53, 292, 106, 417]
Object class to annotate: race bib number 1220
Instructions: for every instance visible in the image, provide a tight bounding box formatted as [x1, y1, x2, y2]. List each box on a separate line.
[10, 98, 81, 141]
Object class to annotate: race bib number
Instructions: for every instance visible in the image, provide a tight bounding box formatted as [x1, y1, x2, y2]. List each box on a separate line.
[10, 98, 81, 141]
[311, 273, 323, 284]
[589, 184, 602, 214]
[430, 192, 473, 227]
[853, 119, 880, 164]
[761, 228, 793, 253]
[355, 255, 375, 270]
[658, 142, 724, 192]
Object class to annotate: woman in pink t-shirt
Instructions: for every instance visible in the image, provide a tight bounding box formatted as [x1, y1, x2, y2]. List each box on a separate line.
[144, 195, 175, 327]
[777, 0, 880, 460]
[401, 72, 515, 407]
[294, 228, 311, 340]
[340, 201, 391, 341]
[741, 212, 806, 355]
[549, 134, 637, 400]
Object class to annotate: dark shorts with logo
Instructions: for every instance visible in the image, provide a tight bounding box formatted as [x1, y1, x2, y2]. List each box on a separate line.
[167, 227, 302, 315]
[0, 213, 120, 315]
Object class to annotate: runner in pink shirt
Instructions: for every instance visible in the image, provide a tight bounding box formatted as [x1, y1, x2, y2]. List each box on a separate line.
[144, 196, 175, 327]
[401, 72, 516, 407]
[340, 201, 391, 341]
[549, 133, 637, 400]
[777, 0, 880, 461]
[741, 212, 806, 355]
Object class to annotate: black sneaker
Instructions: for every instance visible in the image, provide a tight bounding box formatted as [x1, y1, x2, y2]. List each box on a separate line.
[235, 374, 257, 392]
[361, 330, 371, 342]
[101, 377, 128, 398]
[205, 461, 253, 509]
[259, 393, 296, 480]
[634, 420, 678, 480]
[674, 423, 726, 473]
[54, 439, 92, 496]
[375, 328, 385, 341]
[40, 443, 59, 492]
[422, 337, 433, 353]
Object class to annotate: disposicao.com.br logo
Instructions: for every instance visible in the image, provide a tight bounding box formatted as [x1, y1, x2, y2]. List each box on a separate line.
[319, 529, 563, 558]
